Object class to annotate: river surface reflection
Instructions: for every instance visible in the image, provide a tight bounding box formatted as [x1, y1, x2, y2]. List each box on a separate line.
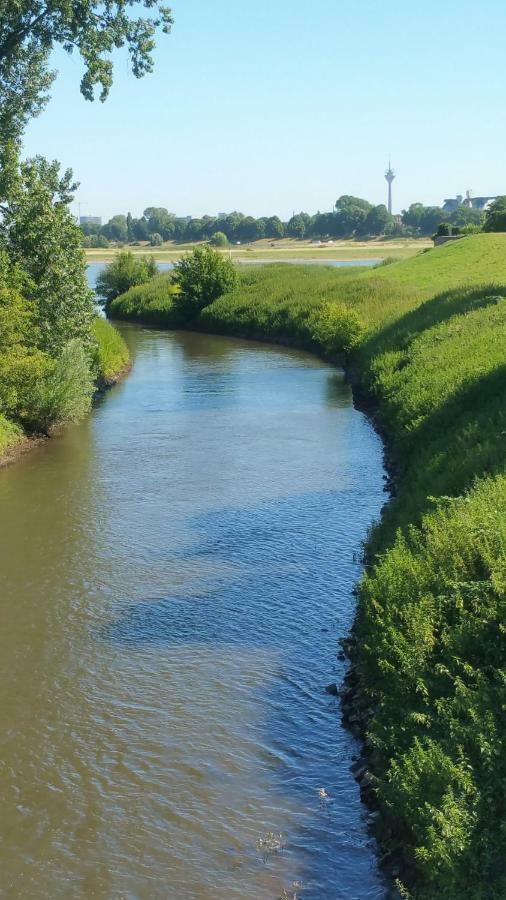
[0, 324, 387, 898]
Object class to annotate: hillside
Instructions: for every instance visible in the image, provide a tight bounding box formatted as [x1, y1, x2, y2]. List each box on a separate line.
[376, 232, 506, 291]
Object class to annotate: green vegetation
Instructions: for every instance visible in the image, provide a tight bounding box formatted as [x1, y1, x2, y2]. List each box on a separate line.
[0, 1, 173, 460]
[109, 273, 181, 326]
[172, 245, 237, 315]
[85, 237, 430, 265]
[109, 234, 506, 899]
[0, 159, 130, 454]
[92, 318, 130, 384]
[109, 246, 238, 326]
[483, 195, 506, 232]
[374, 232, 506, 292]
[95, 250, 158, 304]
[85, 194, 486, 251]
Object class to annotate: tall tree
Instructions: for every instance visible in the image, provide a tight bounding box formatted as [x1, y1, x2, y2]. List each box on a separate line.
[0, 154, 95, 355]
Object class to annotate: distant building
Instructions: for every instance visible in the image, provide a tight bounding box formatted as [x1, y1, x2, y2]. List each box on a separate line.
[443, 191, 496, 213]
[80, 215, 102, 226]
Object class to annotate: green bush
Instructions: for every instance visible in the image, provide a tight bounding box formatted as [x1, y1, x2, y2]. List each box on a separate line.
[29, 339, 95, 432]
[96, 251, 158, 304]
[209, 231, 228, 247]
[172, 245, 237, 316]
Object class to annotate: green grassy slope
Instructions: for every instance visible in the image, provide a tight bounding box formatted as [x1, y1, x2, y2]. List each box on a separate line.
[92, 317, 130, 384]
[109, 234, 506, 898]
[376, 233, 506, 291]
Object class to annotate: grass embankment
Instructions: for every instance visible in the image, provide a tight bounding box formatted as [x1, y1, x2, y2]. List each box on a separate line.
[110, 234, 506, 899]
[86, 236, 430, 264]
[0, 318, 129, 464]
[92, 317, 131, 385]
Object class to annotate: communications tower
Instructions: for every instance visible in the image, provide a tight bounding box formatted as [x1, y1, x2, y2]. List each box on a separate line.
[385, 160, 395, 214]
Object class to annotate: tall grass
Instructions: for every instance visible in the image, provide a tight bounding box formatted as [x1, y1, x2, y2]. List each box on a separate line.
[92, 317, 130, 383]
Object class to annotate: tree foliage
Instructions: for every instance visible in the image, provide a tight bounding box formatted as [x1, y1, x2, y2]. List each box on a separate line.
[172, 245, 237, 315]
[0, 153, 95, 355]
[0, 1, 173, 148]
[483, 196, 506, 233]
[95, 250, 157, 304]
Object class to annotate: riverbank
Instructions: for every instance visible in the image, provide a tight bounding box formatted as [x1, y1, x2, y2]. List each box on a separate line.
[0, 318, 130, 468]
[108, 233, 506, 899]
[84, 236, 430, 264]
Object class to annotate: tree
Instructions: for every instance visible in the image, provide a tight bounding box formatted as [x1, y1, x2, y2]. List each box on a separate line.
[172, 245, 237, 316]
[362, 204, 394, 236]
[451, 206, 484, 228]
[287, 213, 307, 238]
[102, 214, 128, 242]
[149, 232, 163, 246]
[237, 216, 261, 242]
[209, 231, 228, 247]
[95, 251, 158, 304]
[143, 207, 175, 240]
[0, 2, 173, 148]
[419, 206, 447, 235]
[0, 154, 95, 356]
[334, 196, 372, 236]
[265, 216, 284, 239]
[130, 216, 150, 242]
[402, 203, 447, 235]
[483, 197, 506, 232]
[126, 211, 133, 241]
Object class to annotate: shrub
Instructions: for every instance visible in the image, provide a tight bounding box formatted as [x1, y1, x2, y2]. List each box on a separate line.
[172, 245, 237, 317]
[209, 231, 228, 247]
[95, 251, 158, 304]
[149, 232, 163, 246]
[29, 339, 95, 432]
[308, 301, 362, 354]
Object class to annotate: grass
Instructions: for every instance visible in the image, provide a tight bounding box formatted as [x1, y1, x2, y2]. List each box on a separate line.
[375, 232, 506, 291]
[92, 317, 130, 383]
[0, 412, 22, 457]
[85, 236, 430, 264]
[108, 233, 506, 899]
[108, 274, 181, 325]
[0, 319, 129, 462]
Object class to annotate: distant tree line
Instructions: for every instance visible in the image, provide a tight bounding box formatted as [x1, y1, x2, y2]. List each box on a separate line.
[81, 195, 501, 248]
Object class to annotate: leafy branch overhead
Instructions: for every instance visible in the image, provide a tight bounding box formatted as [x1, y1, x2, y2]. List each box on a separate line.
[0, 1, 173, 140]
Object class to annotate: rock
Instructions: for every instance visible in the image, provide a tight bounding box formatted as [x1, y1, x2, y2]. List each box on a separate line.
[325, 683, 339, 696]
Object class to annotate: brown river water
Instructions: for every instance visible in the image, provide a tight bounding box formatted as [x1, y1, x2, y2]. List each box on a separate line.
[0, 315, 387, 898]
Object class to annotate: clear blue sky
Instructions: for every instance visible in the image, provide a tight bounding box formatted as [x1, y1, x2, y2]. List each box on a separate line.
[23, 0, 506, 222]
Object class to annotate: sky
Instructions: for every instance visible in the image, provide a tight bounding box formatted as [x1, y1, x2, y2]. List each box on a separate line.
[23, 0, 506, 222]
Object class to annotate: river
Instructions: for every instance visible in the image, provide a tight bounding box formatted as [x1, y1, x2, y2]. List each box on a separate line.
[0, 283, 387, 897]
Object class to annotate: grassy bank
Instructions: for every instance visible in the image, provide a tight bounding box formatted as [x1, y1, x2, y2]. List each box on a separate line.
[92, 317, 131, 385]
[0, 317, 130, 464]
[109, 234, 506, 899]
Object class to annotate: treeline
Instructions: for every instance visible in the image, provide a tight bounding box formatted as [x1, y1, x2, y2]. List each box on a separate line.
[80, 195, 489, 248]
